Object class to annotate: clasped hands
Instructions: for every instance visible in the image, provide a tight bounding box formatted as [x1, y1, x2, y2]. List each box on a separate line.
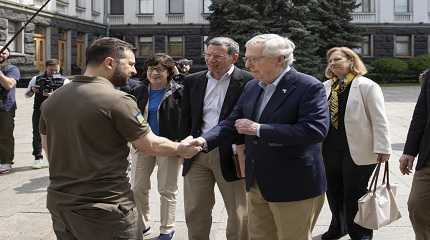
[177, 119, 258, 159]
[177, 136, 204, 159]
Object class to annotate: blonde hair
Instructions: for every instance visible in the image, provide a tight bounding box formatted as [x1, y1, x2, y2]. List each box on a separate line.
[325, 47, 367, 79]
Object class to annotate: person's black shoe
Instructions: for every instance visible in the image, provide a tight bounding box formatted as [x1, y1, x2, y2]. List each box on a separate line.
[321, 230, 347, 240]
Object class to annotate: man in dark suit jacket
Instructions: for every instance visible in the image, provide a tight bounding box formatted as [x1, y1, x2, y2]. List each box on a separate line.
[181, 37, 252, 240]
[400, 69, 430, 240]
[195, 34, 330, 240]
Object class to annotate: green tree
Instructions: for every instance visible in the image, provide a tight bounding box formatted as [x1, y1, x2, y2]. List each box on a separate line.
[316, 0, 363, 57]
[280, 0, 323, 76]
[409, 54, 430, 76]
[207, 0, 363, 77]
[207, 0, 267, 56]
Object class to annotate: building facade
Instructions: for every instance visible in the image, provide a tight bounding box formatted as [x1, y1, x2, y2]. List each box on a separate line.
[353, 0, 430, 60]
[107, 0, 211, 73]
[0, 0, 106, 82]
[1, 0, 430, 81]
[107, 0, 430, 73]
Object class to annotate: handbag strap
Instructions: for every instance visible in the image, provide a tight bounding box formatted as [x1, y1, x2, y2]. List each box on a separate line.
[368, 163, 381, 193]
[382, 161, 391, 189]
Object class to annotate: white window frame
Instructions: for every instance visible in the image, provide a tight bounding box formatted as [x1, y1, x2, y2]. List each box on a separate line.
[7, 21, 24, 54]
[139, 0, 154, 14]
[166, 36, 184, 57]
[137, 36, 154, 57]
[168, 0, 184, 14]
[394, 35, 414, 57]
[355, 0, 375, 13]
[394, 0, 411, 13]
[355, 35, 373, 57]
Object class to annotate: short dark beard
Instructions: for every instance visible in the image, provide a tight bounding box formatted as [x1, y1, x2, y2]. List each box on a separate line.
[110, 65, 128, 87]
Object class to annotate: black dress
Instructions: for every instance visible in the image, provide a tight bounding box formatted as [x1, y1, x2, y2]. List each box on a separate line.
[322, 84, 376, 240]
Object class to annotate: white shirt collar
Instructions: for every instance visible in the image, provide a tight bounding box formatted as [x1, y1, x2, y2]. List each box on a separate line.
[258, 66, 291, 89]
[207, 65, 235, 81]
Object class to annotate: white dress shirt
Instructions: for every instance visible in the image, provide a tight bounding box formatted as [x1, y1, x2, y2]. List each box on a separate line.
[201, 65, 235, 134]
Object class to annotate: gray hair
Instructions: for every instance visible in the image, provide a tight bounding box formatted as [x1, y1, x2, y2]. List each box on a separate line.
[245, 34, 295, 66]
[207, 37, 240, 55]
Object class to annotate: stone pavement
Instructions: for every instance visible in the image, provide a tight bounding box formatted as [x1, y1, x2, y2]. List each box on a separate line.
[0, 86, 420, 240]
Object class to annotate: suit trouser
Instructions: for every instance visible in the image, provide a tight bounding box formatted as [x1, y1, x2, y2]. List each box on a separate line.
[32, 108, 43, 159]
[408, 165, 430, 240]
[184, 149, 248, 240]
[0, 109, 15, 164]
[49, 205, 140, 240]
[322, 148, 376, 239]
[132, 151, 180, 234]
[247, 185, 324, 240]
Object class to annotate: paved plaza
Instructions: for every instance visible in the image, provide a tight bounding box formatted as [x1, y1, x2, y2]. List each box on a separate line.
[0, 86, 421, 240]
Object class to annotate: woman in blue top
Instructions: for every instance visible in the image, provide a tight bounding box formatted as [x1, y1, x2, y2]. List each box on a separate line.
[131, 53, 183, 240]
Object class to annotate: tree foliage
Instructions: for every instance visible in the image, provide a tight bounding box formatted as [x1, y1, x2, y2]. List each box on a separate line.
[207, 0, 363, 78]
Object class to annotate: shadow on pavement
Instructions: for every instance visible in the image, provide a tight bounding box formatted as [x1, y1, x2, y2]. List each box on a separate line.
[11, 166, 37, 173]
[14, 176, 49, 194]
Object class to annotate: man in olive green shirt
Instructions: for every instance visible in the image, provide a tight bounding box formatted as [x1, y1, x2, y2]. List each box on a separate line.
[40, 37, 201, 240]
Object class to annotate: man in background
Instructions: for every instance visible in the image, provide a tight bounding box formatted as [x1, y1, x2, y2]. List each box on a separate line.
[25, 59, 69, 169]
[0, 46, 20, 174]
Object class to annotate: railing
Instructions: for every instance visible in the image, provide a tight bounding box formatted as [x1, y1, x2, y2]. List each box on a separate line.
[108, 15, 124, 25]
[167, 14, 184, 24]
[394, 13, 412, 22]
[352, 13, 376, 23]
[137, 15, 154, 24]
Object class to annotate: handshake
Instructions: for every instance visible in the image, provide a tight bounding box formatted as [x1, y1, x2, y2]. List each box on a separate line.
[177, 136, 206, 159]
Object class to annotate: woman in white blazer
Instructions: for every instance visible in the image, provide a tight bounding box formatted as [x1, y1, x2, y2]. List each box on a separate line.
[321, 47, 391, 240]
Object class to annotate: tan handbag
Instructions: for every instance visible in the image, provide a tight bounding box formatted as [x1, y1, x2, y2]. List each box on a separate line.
[354, 162, 401, 229]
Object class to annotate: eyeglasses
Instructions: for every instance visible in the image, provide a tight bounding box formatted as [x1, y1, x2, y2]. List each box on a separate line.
[242, 56, 265, 64]
[148, 66, 167, 72]
[203, 53, 228, 60]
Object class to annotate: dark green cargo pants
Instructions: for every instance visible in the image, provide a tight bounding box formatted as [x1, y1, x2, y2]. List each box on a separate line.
[49, 204, 141, 240]
[0, 109, 15, 164]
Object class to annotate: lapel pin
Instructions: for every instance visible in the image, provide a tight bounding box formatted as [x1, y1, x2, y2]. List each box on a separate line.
[282, 89, 287, 94]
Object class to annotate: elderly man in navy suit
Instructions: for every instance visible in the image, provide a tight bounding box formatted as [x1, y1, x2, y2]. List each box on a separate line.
[192, 34, 330, 240]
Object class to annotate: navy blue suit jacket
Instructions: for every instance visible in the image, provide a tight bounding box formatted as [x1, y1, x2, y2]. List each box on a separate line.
[203, 68, 330, 202]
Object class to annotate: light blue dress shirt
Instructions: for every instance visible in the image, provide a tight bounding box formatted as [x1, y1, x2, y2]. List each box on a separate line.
[256, 66, 291, 137]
